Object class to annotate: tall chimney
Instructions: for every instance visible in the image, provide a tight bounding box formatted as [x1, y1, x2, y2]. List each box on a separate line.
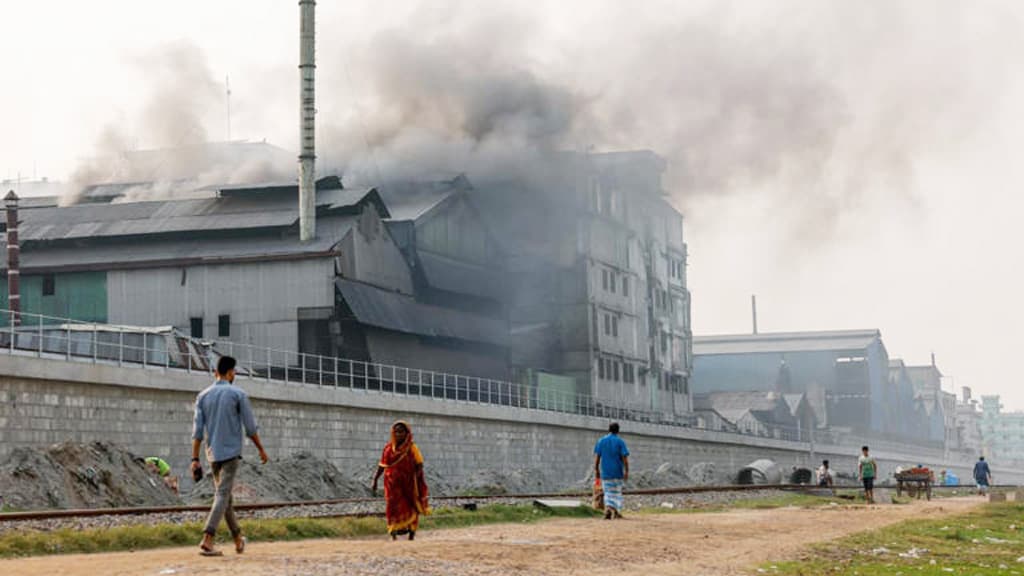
[5, 191, 20, 326]
[298, 0, 317, 243]
[751, 294, 758, 335]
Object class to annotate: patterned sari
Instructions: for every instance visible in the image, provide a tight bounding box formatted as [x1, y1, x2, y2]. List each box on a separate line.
[379, 421, 431, 535]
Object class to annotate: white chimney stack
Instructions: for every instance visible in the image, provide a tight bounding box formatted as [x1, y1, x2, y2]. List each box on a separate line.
[298, 0, 317, 243]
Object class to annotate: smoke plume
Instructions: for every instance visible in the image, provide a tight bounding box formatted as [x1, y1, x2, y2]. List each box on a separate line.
[64, 42, 291, 205]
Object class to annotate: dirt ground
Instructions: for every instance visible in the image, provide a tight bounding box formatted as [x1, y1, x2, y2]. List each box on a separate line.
[0, 496, 985, 576]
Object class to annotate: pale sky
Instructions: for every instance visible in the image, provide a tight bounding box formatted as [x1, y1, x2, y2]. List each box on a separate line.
[2, 1, 1023, 410]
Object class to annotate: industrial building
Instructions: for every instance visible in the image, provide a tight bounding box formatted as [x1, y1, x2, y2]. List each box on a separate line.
[469, 151, 693, 419]
[980, 395, 1024, 464]
[1, 149, 693, 418]
[0, 176, 509, 381]
[692, 329, 958, 447]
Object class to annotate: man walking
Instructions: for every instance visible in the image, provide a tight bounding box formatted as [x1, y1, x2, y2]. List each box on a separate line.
[973, 455, 992, 495]
[858, 445, 877, 504]
[191, 356, 268, 556]
[594, 422, 629, 519]
[817, 459, 834, 494]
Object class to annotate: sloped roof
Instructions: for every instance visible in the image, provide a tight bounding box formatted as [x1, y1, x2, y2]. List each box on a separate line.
[10, 179, 378, 244]
[693, 329, 881, 356]
[1, 218, 350, 272]
[377, 176, 470, 222]
[335, 278, 506, 346]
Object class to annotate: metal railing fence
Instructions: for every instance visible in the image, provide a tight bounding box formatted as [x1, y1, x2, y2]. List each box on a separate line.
[0, 308, 813, 443]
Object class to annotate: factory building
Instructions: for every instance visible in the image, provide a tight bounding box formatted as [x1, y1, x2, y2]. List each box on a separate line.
[0, 176, 508, 380]
[1, 149, 692, 416]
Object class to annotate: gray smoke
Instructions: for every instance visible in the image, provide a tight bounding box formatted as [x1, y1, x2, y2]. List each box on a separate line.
[64, 42, 291, 205]
[313, 0, 1014, 245]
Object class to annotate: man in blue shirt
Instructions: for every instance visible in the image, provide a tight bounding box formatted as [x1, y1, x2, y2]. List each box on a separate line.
[190, 356, 268, 556]
[973, 456, 992, 495]
[594, 422, 630, 519]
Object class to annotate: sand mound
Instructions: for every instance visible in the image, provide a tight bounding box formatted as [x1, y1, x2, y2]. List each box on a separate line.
[188, 452, 370, 504]
[0, 442, 182, 510]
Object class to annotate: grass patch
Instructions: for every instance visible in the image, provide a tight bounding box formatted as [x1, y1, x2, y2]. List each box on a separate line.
[634, 492, 851, 515]
[0, 503, 600, 559]
[764, 502, 1024, 575]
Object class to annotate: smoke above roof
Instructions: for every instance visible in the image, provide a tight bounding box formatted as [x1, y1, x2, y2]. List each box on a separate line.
[62, 0, 1018, 241]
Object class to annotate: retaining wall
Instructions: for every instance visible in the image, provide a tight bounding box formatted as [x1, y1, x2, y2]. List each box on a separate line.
[0, 355, 1019, 491]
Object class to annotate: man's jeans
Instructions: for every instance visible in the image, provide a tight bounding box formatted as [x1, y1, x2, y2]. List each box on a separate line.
[203, 457, 241, 537]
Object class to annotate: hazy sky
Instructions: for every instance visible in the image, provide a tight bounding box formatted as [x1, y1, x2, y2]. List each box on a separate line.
[2, 1, 1023, 409]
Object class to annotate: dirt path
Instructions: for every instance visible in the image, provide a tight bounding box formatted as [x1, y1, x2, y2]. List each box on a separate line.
[1, 497, 985, 576]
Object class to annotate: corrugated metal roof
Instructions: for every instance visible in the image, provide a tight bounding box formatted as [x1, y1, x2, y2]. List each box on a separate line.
[1, 218, 350, 271]
[417, 250, 504, 300]
[335, 278, 506, 346]
[377, 177, 468, 221]
[693, 329, 881, 356]
[14, 183, 377, 243]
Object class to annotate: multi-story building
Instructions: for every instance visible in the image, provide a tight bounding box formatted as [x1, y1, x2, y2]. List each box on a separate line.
[471, 151, 693, 420]
[980, 395, 1024, 464]
[955, 387, 984, 455]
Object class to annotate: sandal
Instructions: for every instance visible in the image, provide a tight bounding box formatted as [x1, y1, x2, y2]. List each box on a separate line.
[199, 545, 223, 557]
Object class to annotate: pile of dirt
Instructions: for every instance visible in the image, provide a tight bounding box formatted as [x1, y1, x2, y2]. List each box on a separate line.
[582, 462, 722, 490]
[0, 442, 182, 510]
[458, 468, 552, 496]
[188, 452, 370, 504]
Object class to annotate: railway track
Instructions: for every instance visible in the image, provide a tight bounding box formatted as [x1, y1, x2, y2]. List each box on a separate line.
[0, 483, 819, 522]
[0, 482, 1000, 524]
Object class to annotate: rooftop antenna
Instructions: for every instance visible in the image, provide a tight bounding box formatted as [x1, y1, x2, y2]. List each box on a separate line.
[225, 75, 232, 142]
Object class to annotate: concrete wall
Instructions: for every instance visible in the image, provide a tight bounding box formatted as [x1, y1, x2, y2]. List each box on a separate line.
[1, 355, 1021, 494]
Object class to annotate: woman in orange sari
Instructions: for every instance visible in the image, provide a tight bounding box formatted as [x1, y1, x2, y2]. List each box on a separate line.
[372, 421, 430, 540]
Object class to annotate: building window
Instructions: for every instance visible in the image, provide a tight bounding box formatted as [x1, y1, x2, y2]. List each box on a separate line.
[218, 315, 231, 338]
[602, 269, 609, 291]
[609, 271, 617, 294]
[42, 274, 55, 296]
[190, 317, 204, 339]
[598, 357, 605, 379]
[604, 313, 611, 335]
[613, 361, 620, 382]
[622, 276, 629, 297]
[661, 331, 668, 353]
[611, 316, 619, 338]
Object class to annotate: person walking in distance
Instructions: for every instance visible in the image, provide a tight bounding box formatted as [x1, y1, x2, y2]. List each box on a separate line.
[190, 356, 269, 556]
[973, 455, 992, 495]
[858, 445, 878, 505]
[594, 422, 630, 519]
[816, 459, 834, 495]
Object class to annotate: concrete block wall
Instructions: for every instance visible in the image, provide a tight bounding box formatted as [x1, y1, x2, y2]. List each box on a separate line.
[0, 355, 1020, 492]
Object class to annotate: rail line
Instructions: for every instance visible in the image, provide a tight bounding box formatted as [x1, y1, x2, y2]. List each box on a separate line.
[0, 482, 1001, 523]
[0, 484, 818, 522]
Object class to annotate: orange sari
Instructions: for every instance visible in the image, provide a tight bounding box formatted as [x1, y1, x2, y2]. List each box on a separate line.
[379, 421, 431, 534]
